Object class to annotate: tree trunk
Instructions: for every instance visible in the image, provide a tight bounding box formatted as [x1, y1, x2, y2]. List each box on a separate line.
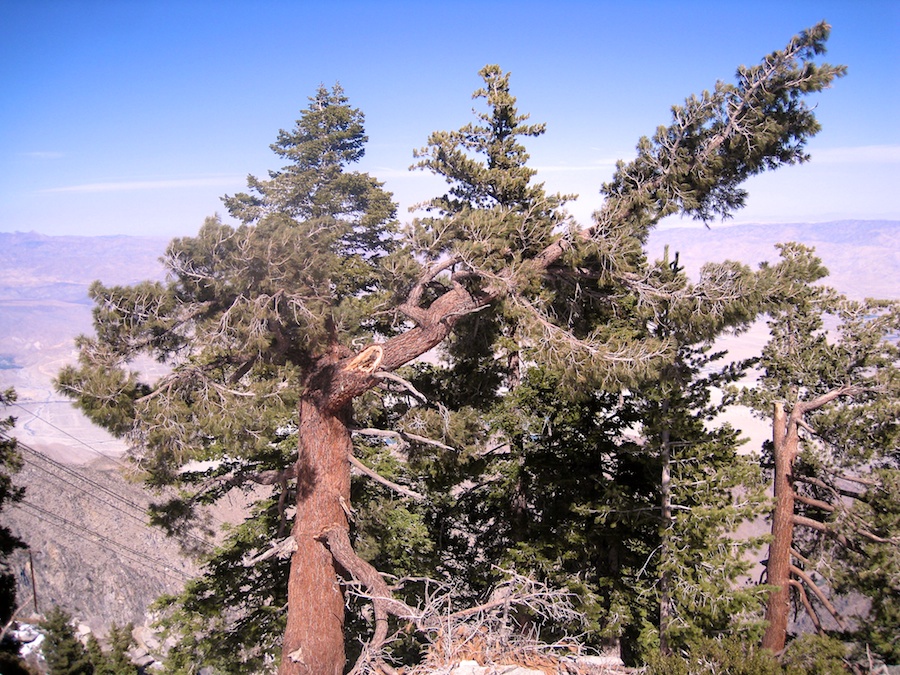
[762, 401, 797, 653]
[658, 408, 673, 655]
[276, 281, 488, 671]
[280, 393, 352, 675]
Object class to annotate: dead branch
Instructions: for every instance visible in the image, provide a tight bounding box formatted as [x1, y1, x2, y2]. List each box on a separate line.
[828, 472, 880, 487]
[317, 527, 588, 674]
[790, 564, 846, 630]
[793, 513, 897, 547]
[794, 474, 867, 501]
[243, 535, 298, 566]
[0, 598, 34, 642]
[794, 493, 835, 513]
[399, 257, 461, 325]
[348, 454, 426, 501]
[192, 464, 297, 496]
[373, 371, 428, 403]
[790, 547, 814, 568]
[352, 427, 455, 452]
[317, 526, 422, 674]
[792, 514, 850, 547]
[792, 385, 866, 419]
[789, 579, 823, 633]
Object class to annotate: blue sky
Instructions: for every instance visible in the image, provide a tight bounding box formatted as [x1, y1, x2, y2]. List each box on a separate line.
[1, 0, 898, 237]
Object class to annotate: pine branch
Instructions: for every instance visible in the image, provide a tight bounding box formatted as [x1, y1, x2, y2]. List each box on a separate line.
[789, 579, 823, 633]
[373, 371, 428, 404]
[351, 427, 455, 452]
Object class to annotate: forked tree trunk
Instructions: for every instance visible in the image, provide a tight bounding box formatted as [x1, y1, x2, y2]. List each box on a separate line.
[280, 393, 352, 675]
[276, 283, 490, 672]
[762, 401, 797, 653]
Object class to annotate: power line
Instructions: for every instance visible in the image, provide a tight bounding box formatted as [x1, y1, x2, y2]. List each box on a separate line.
[21, 453, 159, 528]
[12, 438, 214, 553]
[10, 401, 132, 469]
[6, 402, 232, 530]
[18, 440, 149, 516]
[14, 500, 193, 582]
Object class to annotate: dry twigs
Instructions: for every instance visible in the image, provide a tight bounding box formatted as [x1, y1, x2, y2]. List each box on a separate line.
[314, 528, 588, 675]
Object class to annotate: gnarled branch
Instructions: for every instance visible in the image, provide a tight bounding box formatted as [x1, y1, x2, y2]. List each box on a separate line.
[348, 454, 425, 501]
[790, 564, 846, 630]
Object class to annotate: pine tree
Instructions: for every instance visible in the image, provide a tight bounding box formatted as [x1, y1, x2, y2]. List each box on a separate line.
[743, 243, 900, 658]
[0, 389, 26, 627]
[57, 24, 844, 674]
[41, 606, 94, 675]
[631, 251, 770, 656]
[87, 623, 136, 675]
[455, 248, 785, 662]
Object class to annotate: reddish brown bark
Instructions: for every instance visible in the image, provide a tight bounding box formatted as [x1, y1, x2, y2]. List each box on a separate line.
[280, 393, 352, 675]
[761, 387, 862, 654]
[275, 234, 578, 670]
[762, 401, 797, 653]
[278, 281, 490, 673]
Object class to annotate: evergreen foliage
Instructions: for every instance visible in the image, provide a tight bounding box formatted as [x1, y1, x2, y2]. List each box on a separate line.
[0, 388, 26, 626]
[53, 23, 848, 673]
[744, 243, 900, 660]
[40, 607, 94, 675]
[86, 623, 136, 675]
[645, 636, 783, 675]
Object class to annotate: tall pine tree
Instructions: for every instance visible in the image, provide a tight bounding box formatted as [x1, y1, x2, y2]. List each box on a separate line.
[57, 24, 844, 673]
[744, 244, 900, 659]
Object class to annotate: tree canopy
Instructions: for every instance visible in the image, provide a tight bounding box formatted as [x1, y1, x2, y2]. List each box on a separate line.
[53, 22, 871, 674]
[0, 389, 26, 628]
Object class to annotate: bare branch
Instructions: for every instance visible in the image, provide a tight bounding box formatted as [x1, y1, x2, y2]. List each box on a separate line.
[373, 371, 428, 404]
[789, 579, 823, 633]
[352, 427, 455, 452]
[317, 525, 422, 673]
[399, 256, 461, 325]
[192, 464, 297, 496]
[790, 565, 847, 630]
[794, 493, 835, 513]
[793, 513, 898, 546]
[243, 535, 298, 566]
[348, 455, 426, 501]
[792, 385, 866, 419]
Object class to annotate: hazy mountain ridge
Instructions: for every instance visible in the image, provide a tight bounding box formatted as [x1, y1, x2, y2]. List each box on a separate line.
[0, 231, 169, 290]
[647, 219, 900, 300]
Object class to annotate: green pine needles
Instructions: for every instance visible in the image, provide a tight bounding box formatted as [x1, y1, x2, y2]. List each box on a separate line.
[50, 22, 899, 674]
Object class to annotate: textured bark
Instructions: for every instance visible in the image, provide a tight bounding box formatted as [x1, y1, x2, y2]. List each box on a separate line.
[278, 281, 489, 672]
[761, 387, 862, 654]
[762, 401, 796, 653]
[275, 228, 608, 668]
[280, 393, 352, 675]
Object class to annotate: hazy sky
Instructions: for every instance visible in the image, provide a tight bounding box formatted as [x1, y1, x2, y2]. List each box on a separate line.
[2, 1, 898, 238]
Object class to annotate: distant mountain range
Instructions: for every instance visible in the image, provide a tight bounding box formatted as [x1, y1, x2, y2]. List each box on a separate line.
[1, 220, 896, 461]
[647, 219, 900, 300]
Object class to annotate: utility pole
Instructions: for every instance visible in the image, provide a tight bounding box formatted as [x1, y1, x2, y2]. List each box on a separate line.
[28, 550, 38, 614]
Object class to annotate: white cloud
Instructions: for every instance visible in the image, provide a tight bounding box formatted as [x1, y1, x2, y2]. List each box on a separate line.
[42, 176, 244, 194]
